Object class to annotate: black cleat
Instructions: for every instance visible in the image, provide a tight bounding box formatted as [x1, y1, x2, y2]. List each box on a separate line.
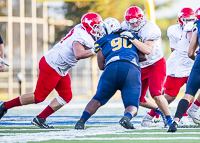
[31, 116, 54, 129]
[119, 116, 135, 129]
[0, 101, 7, 119]
[167, 121, 178, 132]
[74, 118, 85, 130]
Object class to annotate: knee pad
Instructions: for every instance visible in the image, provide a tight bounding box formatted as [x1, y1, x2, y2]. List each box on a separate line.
[56, 95, 67, 105]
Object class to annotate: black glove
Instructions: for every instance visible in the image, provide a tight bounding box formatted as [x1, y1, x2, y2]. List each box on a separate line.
[120, 31, 135, 42]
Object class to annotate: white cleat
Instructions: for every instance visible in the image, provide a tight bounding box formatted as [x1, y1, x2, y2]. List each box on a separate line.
[141, 113, 157, 127]
[187, 103, 200, 125]
[179, 116, 191, 126]
[153, 115, 160, 123]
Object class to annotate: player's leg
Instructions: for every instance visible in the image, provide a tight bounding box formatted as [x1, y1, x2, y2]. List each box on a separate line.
[119, 63, 141, 129]
[188, 94, 200, 124]
[149, 58, 172, 127]
[75, 63, 118, 130]
[164, 76, 191, 125]
[0, 56, 58, 120]
[30, 57, 64, 129]
[168, 55, 200, 132]
[140, 79, 158, 127]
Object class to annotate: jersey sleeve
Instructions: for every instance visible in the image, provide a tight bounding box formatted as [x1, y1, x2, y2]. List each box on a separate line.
[167, 26, 179, 49]
[139, 21, 161, 42]
[121, 21, 129, 31]
[73, 24, 95, 49]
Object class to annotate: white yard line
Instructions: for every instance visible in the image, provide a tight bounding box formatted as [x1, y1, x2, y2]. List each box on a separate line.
[0, 125, 199, 143]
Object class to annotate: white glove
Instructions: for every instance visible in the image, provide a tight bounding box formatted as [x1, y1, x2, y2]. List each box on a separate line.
[120, 31, 135, 42]
[90, 48, 96, 55]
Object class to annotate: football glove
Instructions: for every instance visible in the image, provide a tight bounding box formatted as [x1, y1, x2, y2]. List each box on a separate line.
[120, 31, 135, 42]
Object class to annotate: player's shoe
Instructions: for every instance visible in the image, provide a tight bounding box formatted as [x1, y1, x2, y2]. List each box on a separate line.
[0, 101, 7, 119]
[187, 103, 200, 125]
[74, 118, 85, 130]
[166, 116, 173, 127]
[167, 121, 178, 132]
[179, 116, 191, 126]
[154, 108, 167, 127]
[153, 114, 160, 123]
[31, 116, 54, 129]
[141, 113, 156, 127]
[119, 116, 135, 129]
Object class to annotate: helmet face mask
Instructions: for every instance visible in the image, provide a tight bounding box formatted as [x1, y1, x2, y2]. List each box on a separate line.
[124, 6, 145, 33]
[81, 12, 103, 40]
[102, 17, 121, 35]
[178, 8, 196, 27]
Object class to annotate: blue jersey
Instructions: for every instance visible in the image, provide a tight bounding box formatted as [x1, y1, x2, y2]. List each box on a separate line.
[94, 33, 140, 67]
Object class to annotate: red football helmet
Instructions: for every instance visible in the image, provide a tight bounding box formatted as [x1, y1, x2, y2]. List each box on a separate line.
[195, 8, 200, 20]
[178, 8, 196, 27]
[81, 12, 103, 40]
[124, 6, 145, 32]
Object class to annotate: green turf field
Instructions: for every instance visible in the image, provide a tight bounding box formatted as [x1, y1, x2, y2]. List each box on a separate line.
[0, 100, 199, 143]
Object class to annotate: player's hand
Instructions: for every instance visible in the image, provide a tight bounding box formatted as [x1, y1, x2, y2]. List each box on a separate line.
[120, 31, 135, 42]
[90, 47, 96, 55]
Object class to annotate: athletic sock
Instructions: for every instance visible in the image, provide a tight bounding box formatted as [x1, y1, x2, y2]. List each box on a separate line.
[4, 97, 22, 110]
[194, 99, 200, 107]
[175, 99, 189, 119]
[149, 109, 157, 117]
[124, 112, 132, 120]
[183, 103, 192, 116]
[81, 111, 91, 122]
[37, 105, 54, 119]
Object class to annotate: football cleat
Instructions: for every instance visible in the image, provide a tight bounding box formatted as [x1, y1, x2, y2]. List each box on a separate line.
[31, 116, 54, 129]
[166, 116, 173, 127]
[179, 116, 191, 126]
[74, 118, 85, 130]
[0, 101, 7, 119]
[153, 114, 160, 123]
[154, 108, 167, 127]
[187, 103, 200, 125]
[141, 113, 157, 127]
[167, 121, 178, 132]
[119, 116, 135, 129]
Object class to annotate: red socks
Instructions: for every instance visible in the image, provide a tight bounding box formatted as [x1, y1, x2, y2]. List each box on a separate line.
[194, 99, 200, 107]
[4, 97, 22, 110]
[149, 110, 157, 117]
[37, 105, 54, 119]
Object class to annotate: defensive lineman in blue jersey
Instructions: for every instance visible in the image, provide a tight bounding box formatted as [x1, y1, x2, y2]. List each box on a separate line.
[168, 9, 200, 132]
[75, 17, 142, 130]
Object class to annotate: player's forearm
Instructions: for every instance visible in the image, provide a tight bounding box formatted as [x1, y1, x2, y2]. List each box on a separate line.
[74, 49, 93, 60]
[132, 39, 153, 55]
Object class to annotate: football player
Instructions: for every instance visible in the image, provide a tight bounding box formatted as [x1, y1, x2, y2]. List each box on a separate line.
[0, 12, 104, 129]
[168, 7, 200, 132]
[75, 17, 147, 130]
[147, 7, 196, 126]
[121, 6, 173, 127]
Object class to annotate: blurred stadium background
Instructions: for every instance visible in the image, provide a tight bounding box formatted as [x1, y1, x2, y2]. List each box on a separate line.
[0, 0, 200, 101]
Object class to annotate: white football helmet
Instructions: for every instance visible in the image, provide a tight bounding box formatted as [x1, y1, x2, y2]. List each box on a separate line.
[102, 17, 121, 35]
